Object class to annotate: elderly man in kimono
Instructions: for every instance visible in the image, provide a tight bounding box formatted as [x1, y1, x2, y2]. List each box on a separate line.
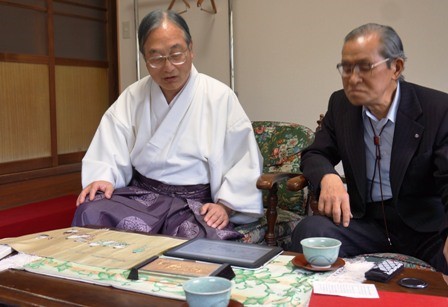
[72, 9, 263, 240]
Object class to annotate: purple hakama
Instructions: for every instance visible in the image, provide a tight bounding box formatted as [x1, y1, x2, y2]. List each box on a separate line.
[72, 173, 242, 240]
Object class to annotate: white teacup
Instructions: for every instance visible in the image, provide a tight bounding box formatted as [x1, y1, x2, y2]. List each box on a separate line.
[183, 276, 232, 307]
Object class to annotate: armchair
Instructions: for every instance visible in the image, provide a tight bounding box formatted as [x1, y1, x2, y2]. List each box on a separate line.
[235, 121, 314, 247]
[286, 114, 323, 214]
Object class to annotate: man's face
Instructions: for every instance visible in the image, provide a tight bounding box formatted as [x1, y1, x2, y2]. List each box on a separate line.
[143, 20, 194, 102]
[340, 33, 399, 113]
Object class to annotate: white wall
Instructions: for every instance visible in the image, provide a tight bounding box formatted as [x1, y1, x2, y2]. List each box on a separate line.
[118, 0, 448, 130]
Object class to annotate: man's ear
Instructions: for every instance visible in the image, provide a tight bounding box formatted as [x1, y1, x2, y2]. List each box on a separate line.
[392, 58, 405, 80]
[189, 41, 194, 60]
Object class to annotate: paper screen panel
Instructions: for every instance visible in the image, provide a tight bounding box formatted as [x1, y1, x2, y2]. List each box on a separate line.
[55, 65, 109, 154]
[0, 62, 51, 163]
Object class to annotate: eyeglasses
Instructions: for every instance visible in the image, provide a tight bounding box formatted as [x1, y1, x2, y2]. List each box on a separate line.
[336, 58, 390, 77]
[146, 50, 188, 69]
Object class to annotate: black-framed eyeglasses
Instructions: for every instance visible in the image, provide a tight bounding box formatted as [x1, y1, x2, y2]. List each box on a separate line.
[146, 50, 188, 69]
[336, 58, 390, 77]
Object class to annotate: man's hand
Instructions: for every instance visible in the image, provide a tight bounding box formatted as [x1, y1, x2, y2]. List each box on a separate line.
[76, 180, 114, 206]
[200, 203, 231, 230]
[443, 237, 448, 284]
[444, 236, 448, 267]
[318, 174, 352, 227]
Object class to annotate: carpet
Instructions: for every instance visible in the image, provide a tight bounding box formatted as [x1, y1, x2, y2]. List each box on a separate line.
[0, 195, 77, 239]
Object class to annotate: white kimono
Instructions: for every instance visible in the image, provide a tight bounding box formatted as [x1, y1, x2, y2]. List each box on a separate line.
[82, 66, 263, 224]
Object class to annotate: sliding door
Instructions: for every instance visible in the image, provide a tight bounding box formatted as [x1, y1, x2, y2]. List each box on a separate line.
[0, 0, 118, 208]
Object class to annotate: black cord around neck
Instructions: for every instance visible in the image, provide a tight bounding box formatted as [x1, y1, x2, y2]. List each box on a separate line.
[368, 117, 392, 246]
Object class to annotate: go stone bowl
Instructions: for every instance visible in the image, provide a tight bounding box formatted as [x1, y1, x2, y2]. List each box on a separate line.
[300, 237, 341, 268]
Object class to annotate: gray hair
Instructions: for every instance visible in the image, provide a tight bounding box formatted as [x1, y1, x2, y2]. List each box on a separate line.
[138, 9, 192, 55]
[345, 23, 406, 80]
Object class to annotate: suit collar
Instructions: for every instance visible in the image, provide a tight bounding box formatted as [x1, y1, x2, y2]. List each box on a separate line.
[395, 81, 423, 120]
[390, 81, 424, 201]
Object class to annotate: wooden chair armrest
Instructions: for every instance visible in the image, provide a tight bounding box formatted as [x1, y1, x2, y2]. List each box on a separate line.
[286, 174, 308, 191]
[286, 175, 322, 215]
[256, 172, 298, 190]
[256, 172, 298, 246]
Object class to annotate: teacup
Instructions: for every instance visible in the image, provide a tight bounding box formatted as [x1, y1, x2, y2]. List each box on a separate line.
[183, 276, 232, 307]
[300, 237, 341, 268]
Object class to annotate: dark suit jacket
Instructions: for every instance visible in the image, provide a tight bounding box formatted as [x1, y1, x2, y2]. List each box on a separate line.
[301, 81, 448, 236]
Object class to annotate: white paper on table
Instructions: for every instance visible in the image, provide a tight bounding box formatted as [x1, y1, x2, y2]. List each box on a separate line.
[0, 245, 13, 260]
[0, 253, 41, 272]
[325, 261, 375, 283]
[313, 281, 379, 298]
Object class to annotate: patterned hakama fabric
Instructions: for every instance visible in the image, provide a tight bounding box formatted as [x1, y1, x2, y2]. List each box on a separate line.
[72, 172, 242, 240]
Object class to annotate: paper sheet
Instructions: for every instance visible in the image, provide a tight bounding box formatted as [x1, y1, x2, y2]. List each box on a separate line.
[313, 281, 379, 298]
[312, 261, 379, 299]
[0, 253, 41, 272]
[0, 245, 13, 260]
[325, 261, 375, 283]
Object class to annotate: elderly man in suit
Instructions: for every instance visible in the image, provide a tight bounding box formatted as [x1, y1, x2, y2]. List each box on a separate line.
[290, 23, 448, 275]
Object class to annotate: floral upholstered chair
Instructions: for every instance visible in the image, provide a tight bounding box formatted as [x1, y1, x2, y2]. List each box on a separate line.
[235, 121, 314, 247]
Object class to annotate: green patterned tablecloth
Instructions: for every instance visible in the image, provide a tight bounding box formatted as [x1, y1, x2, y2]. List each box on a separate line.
[231, 255, 331, 306]
[23, 254, 332, 306]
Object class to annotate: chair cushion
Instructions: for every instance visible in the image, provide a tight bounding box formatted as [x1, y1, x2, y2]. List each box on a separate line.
[252, 121, 314, 215]
[235, 208, 305, 246]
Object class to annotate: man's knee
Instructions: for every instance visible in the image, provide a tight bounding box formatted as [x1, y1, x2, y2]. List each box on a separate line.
[295, 215, 335, 236]
[289, 216, 335, 251]
[72, 201, 102, 226]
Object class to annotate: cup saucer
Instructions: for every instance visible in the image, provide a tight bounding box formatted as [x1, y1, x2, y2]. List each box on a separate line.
[291, 253, 345, 272]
